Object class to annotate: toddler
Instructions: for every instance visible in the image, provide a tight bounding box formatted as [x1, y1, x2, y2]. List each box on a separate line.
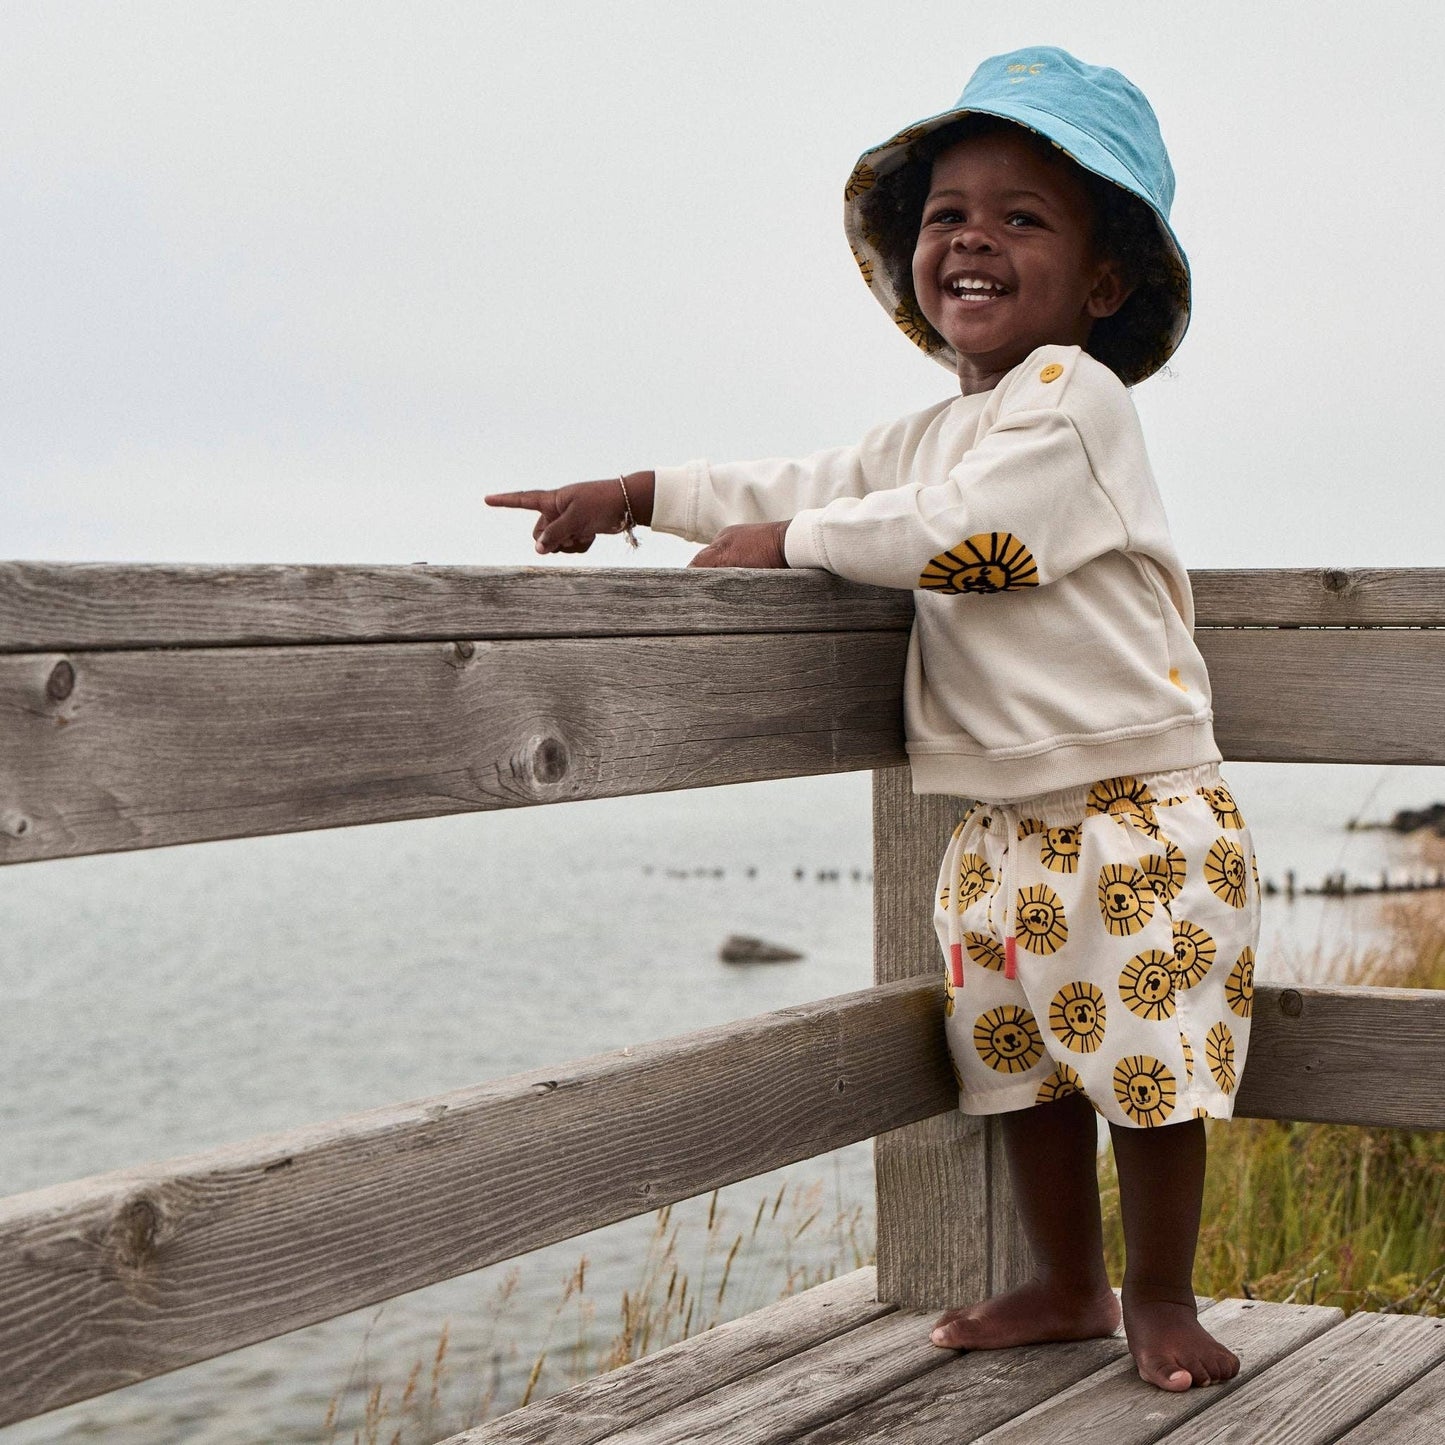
[488, 46, 1261, 1393]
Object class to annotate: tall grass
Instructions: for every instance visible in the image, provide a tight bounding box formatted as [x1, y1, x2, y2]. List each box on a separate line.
[1100, 830, 1445, 1316]
[321, 1177, 873, 1443]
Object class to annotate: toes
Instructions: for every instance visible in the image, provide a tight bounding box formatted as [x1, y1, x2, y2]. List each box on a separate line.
[930, 1312, 972, 1350]
[1137, 1355, 1195, 1391]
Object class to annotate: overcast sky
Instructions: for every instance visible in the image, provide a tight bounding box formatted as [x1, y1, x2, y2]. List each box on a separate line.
[3, 1, 1442, 570]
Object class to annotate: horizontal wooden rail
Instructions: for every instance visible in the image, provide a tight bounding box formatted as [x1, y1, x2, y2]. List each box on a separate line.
[2, 626, 1443, 864]
[0, 632, 906, 862]
[1202, 629, 1445, 764]
[1, 978, 1439, 1426]
[0, 565, 912, 651]
[0, 978, 953, 1427]
[1236, 983, 1445, 1128]
[1, 564, 1442, 653]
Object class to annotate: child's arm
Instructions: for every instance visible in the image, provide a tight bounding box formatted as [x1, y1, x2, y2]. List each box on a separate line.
[485, 472, 790, 567]
[485, 472, 656, 555]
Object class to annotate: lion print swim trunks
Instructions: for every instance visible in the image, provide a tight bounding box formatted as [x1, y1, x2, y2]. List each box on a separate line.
[934, 763, 1261, 1128]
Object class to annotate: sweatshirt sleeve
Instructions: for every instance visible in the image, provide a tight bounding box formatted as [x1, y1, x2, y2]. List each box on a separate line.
[649, 402, 952, 544]
[783, 369, 1131, 594]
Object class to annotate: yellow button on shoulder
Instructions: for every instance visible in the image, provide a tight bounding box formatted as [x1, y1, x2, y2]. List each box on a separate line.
[1039, 363, 1064, 383]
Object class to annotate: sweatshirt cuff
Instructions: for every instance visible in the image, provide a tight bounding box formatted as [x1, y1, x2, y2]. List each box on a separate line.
[649, 462, 704, 540]
[784, 508, 830, 570]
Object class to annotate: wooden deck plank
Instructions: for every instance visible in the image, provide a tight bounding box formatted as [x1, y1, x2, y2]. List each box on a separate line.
[1333, 1358, 1445, 1442]
[584, 1310, 961, 1443]
[446, 1270, 893, 1445]
[790, 1332, 1129, 1443]
[1154, 1311, 1445, 1444]
[973, 1297, 1343, 1445]
[0, 981, 951, 1427]
[4, 563, 1439, 653]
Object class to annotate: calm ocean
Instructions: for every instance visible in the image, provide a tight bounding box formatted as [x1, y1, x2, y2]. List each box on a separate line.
[2, 761, 1441, 1443]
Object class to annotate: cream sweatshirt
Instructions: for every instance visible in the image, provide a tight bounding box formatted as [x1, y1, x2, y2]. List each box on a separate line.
[650, 344, 1221, 802]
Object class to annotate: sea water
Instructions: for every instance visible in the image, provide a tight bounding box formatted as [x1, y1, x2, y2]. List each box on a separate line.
[1, 761, 1440, 1443]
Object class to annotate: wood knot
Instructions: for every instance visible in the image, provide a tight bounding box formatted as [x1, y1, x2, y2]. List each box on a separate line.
[527, 735, 570, 786]
[46, 659, 75, 702]
[1320, 569, 1353, 595]
[110, 1193, 165, 1271]
[1279, 988, 1304, 1018]
[445, 639, 476, 668]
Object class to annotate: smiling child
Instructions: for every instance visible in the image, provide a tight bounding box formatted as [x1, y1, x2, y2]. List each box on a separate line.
[487, 46, 1262, 1393]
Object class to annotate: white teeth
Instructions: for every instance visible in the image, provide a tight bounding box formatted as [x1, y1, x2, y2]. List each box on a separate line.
[950, 278, 1005, 293]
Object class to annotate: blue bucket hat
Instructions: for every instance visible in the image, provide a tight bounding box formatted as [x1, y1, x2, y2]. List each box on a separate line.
[843, 47, 1189, 384]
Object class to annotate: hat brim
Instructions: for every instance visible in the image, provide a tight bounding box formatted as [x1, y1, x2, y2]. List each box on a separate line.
[843, 104, 1190, 382]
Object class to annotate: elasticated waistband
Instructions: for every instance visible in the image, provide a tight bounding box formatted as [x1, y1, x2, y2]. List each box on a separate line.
[969, 762, 1224, 830]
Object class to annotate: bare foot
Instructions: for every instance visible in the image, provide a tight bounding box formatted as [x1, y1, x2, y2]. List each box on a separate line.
[1123, 1292, 1240, 1391]
[930, 1277, 1121, 1351]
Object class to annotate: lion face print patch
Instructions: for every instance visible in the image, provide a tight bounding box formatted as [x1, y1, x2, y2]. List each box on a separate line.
[1097, 863, 1156, 937]
[1170, 919, 1217, 989]
[1049, 980, 1107, 1053]
[1086, 776, 1162, 838]
[1118, 949, 1177, 1021]
[973, 1004, 1045, 1074]
[1113, 1055, 1177, 1127]
[1037, 1062, 1085, 1105]
[918, 533, 1039, 594]
[1138, 842, 1187, 907]
[1204, 838, 1250, 909]
[1014, 883, 1069, 955]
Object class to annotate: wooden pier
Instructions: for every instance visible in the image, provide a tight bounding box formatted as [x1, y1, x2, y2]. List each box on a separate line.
[1, 562, 1443, 1441]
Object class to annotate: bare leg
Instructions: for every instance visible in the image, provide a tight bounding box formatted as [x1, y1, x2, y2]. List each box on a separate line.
[931, 1093, 1121, 1350]
[1110, 1117, 1240, 1390]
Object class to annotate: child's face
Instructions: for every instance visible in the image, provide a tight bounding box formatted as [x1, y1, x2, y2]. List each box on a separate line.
[911, 129, 1129, 394]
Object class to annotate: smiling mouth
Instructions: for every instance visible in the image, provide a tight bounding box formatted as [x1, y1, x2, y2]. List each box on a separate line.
[947, 277, 1010, 303]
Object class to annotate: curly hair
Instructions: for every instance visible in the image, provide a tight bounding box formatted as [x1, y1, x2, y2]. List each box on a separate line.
[855, 115, 1186, 385]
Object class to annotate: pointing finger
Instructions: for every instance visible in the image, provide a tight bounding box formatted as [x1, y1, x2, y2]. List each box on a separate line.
[485, 491, 548, 509]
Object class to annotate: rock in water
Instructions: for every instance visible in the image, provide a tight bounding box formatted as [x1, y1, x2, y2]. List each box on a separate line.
[719, 934, 804, 964]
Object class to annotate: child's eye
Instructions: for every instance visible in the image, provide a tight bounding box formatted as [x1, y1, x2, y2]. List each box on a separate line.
[1007, 213, 1041, 228]
[926, 207, 964, 225]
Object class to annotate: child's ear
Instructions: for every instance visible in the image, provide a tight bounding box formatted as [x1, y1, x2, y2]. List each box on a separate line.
[1085, 261, 1133, 320]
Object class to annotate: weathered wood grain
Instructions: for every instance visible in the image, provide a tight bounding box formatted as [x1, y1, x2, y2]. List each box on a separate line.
[0, 981, 952, 1427]
[1189, 566, 1445, 628]
[2, 564, 1441, 653]
[0, 563, 912, 651]
[1155, 1310, 1445, 1444]
[1236, 984, 1445, 1129]
[871, 769, 1029, 1310]
[1334, 1359, 1445, 1442]
[586, 1310, 957, 1443]
[791, 1329, 1129, 1443]
[449, 1270, 893, 1445]
[1201, 628, 1445, 764]
[974, 1297, 1343, 1445]
[0, 631, 906, 864]
[5, 625, 1443, 867]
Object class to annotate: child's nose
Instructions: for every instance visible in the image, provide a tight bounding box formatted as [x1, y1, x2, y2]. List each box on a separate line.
[952, 225, 998, 253]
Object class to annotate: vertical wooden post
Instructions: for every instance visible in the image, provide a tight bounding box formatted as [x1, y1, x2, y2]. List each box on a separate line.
[871, 766, 1031, 1307]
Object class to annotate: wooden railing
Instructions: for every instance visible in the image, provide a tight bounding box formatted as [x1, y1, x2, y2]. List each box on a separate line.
[1, 563, 1442, 1430]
